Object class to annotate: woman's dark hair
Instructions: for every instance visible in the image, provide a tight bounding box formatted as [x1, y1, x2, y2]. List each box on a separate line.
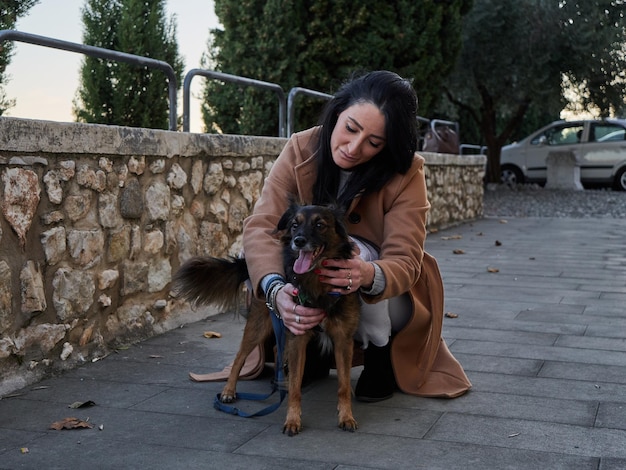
[312, 70, 419, 207]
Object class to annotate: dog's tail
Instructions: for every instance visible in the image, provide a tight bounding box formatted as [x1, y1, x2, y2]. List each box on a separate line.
[172, 256, 249, 311]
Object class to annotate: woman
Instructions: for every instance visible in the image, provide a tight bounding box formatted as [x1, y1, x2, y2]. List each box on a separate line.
[243, 70, 471, 402]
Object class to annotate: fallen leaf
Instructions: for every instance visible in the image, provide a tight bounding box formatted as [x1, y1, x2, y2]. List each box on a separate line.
[495, 240, 502, 246]
[445, 312, 459, 318]
[499, 219, 508, 224]
[149, 355, 163, 359]
[452, 249, 465, 255]
[487, 267, 500, 273]
[50, 417, 93, 430]
[20, 447, 29, 454]
[441, 235, 462, 240]
[68, 400, 96, 409]
[429, 227, 439, 233]
[508, 432, 520, 438]
[203, 331, 222, 339]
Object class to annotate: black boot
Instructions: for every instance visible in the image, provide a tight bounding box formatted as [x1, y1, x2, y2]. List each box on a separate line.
[355, 342, 396, 402]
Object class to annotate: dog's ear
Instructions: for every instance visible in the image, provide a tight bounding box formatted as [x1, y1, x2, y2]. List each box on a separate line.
[276, 199, 300, 232]
[331, 205, 350, 241]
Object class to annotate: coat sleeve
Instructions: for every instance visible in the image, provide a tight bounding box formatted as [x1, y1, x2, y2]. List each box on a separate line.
[361, 155, 430, 302]
[242, 131, 311, 296]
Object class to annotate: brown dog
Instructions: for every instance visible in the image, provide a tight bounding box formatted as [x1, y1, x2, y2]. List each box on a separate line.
[173, 203, 360, 435]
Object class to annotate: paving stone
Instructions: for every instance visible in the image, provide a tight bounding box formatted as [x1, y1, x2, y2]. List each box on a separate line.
[427, 412, 626, 459]
[539, 361, 626, 386]
[1, 216, 624, 469]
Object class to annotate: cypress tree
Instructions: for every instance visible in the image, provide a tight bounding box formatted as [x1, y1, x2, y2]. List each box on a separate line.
[202, 0, 472, 136]
[75, 0, 184, 129]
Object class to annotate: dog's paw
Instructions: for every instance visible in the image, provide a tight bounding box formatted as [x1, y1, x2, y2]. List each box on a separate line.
[338, 417, 358, 432]
[220, 388, 236, 403]
[282, 421, 302, 436]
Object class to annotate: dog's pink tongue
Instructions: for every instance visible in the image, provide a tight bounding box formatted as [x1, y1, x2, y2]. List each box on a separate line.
[293, 250, 313, 274]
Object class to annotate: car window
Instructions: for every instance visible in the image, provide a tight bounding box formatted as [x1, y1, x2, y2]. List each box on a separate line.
[592, 124, 626, 142]
[531, 124, 584, 146]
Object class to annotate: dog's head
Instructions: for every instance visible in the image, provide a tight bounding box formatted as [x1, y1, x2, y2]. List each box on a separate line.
[277, 202, 352, 275]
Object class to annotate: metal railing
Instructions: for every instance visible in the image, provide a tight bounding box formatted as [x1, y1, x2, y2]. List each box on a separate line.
[2, 30, 470, 147]
[286, 87, 333, 136]
[183, 69, 287, 136]
[0, 30, 179, 131]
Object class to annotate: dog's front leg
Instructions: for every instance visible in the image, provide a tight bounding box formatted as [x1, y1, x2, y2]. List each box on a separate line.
[333, 333, 358, 432]
[283, 334, 309, 436]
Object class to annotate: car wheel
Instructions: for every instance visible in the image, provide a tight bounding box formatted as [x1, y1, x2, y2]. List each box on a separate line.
[501, 164, 524, 186]
[614, 167, 626, 191]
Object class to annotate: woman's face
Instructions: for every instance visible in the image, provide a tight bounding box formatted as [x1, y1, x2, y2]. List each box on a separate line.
[330, 102, 386, 170]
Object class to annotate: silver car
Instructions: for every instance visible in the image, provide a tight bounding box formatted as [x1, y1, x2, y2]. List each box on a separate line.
[500, 119, 626, 190]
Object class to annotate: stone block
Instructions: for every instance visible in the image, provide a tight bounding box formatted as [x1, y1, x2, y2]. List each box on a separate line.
[546, 151, 583, 190]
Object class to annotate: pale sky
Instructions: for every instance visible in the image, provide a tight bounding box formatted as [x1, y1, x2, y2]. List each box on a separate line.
[4, 0, 219, 132]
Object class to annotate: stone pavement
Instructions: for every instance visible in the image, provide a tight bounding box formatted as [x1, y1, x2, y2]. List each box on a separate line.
[1, 216, 625, 470]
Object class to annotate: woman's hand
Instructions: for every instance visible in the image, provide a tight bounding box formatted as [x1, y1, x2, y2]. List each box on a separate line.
[315, 254, 375, 294]
[275, 283, 326, 335]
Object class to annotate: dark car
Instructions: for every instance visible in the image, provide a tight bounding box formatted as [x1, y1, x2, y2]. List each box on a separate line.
[500, 119, 626, 190]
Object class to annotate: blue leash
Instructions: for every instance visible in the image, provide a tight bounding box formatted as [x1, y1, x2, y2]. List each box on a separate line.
[213, 311, 287, 417]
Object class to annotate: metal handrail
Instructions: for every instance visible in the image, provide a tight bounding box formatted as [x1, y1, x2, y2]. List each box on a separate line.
[0, 30, 178, 131]
[286, 87, 332, 136]
[183, 69, 287, 136]
[430, 118, 459, 134]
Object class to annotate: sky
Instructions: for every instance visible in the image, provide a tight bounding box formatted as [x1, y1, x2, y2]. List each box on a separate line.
[4, 0, 219, 132]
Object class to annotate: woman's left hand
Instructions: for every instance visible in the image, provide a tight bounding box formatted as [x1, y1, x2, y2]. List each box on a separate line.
[315, 254, 375, 294]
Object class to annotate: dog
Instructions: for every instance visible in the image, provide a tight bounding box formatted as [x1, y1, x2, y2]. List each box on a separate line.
[173, 202, 360, 435]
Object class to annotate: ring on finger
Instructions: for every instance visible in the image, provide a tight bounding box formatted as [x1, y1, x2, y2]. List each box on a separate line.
[347, 269, 352, 279]
[295, 314, 301, 324]
[346, 278, 353, 291]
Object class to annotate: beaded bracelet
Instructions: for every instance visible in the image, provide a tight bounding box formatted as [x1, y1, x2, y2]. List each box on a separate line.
[265, 279, 285, 318]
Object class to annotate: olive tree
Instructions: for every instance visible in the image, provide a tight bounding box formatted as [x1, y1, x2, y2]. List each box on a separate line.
[443, 0, 626, 183]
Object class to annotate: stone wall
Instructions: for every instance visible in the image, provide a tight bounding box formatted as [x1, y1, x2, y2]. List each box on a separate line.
[0, 117, 485, 394]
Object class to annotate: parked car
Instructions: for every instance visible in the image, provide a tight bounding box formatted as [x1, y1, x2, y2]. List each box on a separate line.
[500, 119, 626, 190]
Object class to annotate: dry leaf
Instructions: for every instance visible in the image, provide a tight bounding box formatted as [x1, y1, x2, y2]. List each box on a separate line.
[487, 267, 500, 273]
[441, 235, 462, 240]
[495, 240, 502, 246]
[68, 400, 96, 409]
[203, 331, 222, 339]
[20, 448, 29, 454]
[499, 219, 508, 224]
[50, 417, 93, 430]
[508, 432, 520, 438]
[452, 249, 465, 255]
[445, 312, 459, 318]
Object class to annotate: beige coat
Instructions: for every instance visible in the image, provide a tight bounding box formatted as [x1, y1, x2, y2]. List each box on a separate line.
[243, 127, 471, 398]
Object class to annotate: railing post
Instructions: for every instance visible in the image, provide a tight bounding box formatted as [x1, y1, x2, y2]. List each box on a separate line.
[0, 30, 178, 131]
[182, 69, 286, 136]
